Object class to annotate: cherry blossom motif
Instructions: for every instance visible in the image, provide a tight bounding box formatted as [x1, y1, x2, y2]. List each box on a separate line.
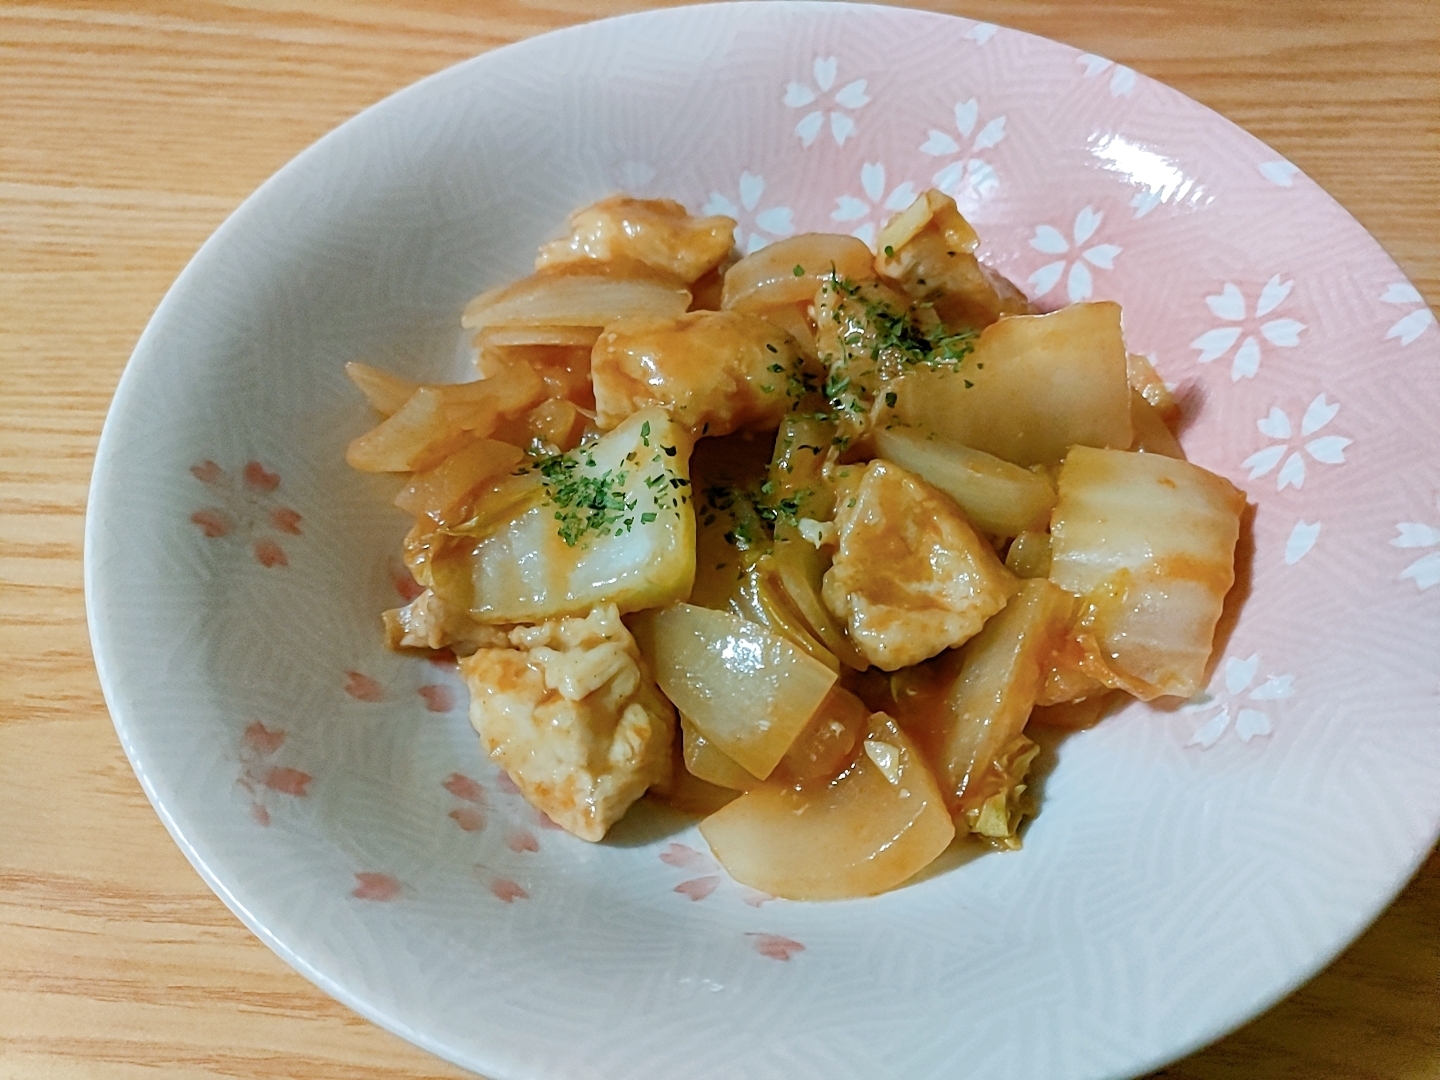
[444, 772, 488, 833]
[1381, 283, 1436, 347]
[418, 684, 455, 713]
[1241, 394, 1351, 492]
[1284, 520, 1322, 565]
[1190, 275, 1306, 381]
[1258, 159, 1301, 188]
[656, 843, 775, 907]
[1027, 207, 1121, 303]
[659, 842, 710, 869]
[965, 22, 999, 44]
[474, 865, 529, 903]
[189, 459, 301, 568]
[1184, 654, 1295, 748]
[832, 162, 919, 249]
[352, 872, 402, 901]
[784, 57, 870, 147]
[674, 876, 722, 901]
[388, 556, 424, 602]
[746, 933, 806, 961]
[1076, 53, 1137, 97]
[703, 173, 796, 254]
[506, 828, 539, 853]
[490, 878, 529, 903]
[237, 721, 312, 826]
[919, 98, 1006, 206]
[344, 670, 385, 702]
[1392, 497, 1440, 590]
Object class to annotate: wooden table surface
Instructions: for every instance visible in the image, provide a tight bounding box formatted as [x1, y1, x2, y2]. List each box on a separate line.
[2, 1, 1436, 1077]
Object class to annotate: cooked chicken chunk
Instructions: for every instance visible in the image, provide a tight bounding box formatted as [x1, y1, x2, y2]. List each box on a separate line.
[382, 587, 509, 654]
[459, 604, 674, 841]
[821, 460, 1013, 671]
[535, 196, 735, 285]
[591, 310, 807, 435]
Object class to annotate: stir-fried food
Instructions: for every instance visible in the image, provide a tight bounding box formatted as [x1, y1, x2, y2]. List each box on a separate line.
[346, 191, 1245, 899]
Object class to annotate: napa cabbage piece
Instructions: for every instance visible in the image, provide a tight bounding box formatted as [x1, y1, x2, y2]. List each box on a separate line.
[872, 426, 1056, 537]
[812, 276, 973, 447]
[888, 301, 1133, 466]
[433, 408, 696, 623]
[699, 712, 955, 900]
[1049, 446, 1245, 700]
[635, 602, 838, 780]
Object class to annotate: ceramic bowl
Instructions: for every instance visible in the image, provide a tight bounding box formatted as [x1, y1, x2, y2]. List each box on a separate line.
[87, 4, 1440, 1079]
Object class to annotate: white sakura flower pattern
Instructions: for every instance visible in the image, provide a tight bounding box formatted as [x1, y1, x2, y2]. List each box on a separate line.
[703, 173, 796, 254]
[1190, 275, 1305, 381]
[1185, 654, 1295, 748]
[1284, 520, 1321, 565]
[1392, 496, 1440, 590]
[784, 57, 870, 147]
[1027, 207, 1121, 303]
[966, 22, 999, 44]
[919, 98, 1006, 206]
[1381, 283, 1436, 347]
[1258, 159, 1300, 187]
[1077, 53, 1137, 97]
[1241, 394, 1351, 492]
[831, 163, 918, 249]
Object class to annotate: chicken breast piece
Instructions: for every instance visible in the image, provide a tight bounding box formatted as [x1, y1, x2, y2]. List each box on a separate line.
[534, 196, 734, 285]
[821, 460, 1013, 671]
[459, 604, 675, 841]
[591, 310, 807, 435]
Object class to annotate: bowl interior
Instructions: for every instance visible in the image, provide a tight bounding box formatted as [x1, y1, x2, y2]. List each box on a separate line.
[87, 5, 1440, 1080]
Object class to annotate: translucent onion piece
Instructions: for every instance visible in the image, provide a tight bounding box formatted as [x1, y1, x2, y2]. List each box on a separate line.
[345, 365, 545, 473]
[638, 602, 837, 780]
[345, 361, 418, 416]
[1129, 390, 1186, 459]
[925, 578, 1071, 824]
[721, 233, 876, 312]
[873, 426, 1057, 537]
[462, 272, 691, 332]
[699, 713, 954, 900]
[394, 439, 525, 525]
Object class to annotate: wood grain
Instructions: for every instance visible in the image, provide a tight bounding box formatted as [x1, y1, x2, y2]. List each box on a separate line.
[1, 2, 1435, 1078]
